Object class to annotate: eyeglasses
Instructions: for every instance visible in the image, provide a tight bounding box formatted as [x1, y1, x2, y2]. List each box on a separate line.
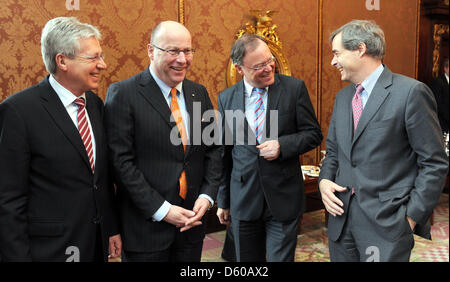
[243, 56, 275, 71]
[75, 53, 106, 63]
[152, 44, 195, 57]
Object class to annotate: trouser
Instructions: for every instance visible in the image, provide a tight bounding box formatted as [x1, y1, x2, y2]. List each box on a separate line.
[232, 201, 300, 262]
[329, 194, 414, 262]
[123, 230, 203, 262]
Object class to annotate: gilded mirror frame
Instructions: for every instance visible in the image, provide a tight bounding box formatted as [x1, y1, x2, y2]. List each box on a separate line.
[226, 10, 291, 87]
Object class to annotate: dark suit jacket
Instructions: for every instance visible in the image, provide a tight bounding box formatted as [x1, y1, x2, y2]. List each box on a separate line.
[217, 74, 323, 222]
[430, 73, 449, 132]
[319, 66, 448, 242]
[0, 76, 118, 261]
[104, 68, 221, 253]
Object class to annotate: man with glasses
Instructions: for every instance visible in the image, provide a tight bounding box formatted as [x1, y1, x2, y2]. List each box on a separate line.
[0, 17, 121, 261]
[216, 34, 322, 261]
[104, 21, 221, 262]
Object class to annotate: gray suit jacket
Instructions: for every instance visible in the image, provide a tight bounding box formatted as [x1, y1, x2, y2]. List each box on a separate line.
[319, 66, 448, 242]
[217, 74, 322, 222]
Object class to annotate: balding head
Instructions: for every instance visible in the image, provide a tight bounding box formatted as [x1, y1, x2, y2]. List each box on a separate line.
[150, 21, 191, 46]
[147, 21, 193, 87]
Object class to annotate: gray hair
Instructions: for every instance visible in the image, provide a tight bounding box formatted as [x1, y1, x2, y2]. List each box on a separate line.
[41, 17, 101, 74]
[330, 20, 385, 60]
[231, 34, 267, 65]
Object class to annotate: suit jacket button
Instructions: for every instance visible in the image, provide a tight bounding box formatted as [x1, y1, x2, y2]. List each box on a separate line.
[352, 162, 356, 167]
[92, 216, 102, 224]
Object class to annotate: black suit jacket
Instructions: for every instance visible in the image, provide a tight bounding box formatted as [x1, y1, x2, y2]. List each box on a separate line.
[430, 73, 449, 132]
[217, 74, 323, 221]
[0, 76, 118, 261]
[104, 68, 221, 253]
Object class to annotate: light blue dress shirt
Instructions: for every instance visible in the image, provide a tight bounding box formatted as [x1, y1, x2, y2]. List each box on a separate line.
[359, 64, 384, 109]
[149, 66, 213, 222]
[243, 78, 268, 135]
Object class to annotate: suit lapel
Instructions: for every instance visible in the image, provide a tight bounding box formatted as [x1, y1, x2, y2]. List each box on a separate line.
[234, 81, 251, 145]
[340, 87, 354, 158]
[137, 69, 174, 129]
[85, 92, 102, 180]
[352, 67, 392, 145]
[39, 77, 92, 171]
[182, 80, 195, 156]
[230, 81, 259, 150]
[265, 75, 282, 139]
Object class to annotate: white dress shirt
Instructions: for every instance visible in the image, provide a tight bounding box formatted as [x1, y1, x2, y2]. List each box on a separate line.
[49, 75, 96, 164]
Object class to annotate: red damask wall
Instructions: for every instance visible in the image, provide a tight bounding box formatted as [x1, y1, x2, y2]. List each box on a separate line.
[0, 0, 420, 165]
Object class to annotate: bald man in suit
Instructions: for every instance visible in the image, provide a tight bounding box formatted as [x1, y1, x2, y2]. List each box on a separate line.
[105, 21, 221, 262]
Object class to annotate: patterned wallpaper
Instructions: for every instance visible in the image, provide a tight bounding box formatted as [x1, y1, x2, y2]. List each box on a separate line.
[0, 0, 419, 165]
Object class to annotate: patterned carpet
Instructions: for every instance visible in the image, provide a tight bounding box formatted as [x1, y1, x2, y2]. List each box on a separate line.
[201, 193, 449, 262]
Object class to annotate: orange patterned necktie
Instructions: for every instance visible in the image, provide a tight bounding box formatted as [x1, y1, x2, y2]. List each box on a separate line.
[170, 88, 188, 199]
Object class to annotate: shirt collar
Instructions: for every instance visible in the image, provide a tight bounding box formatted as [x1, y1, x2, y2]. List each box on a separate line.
[243, 78, 268, 98]
[49, 75, 86, 107]
[149, 66, 183, 98]
[359, 64, 384, 95]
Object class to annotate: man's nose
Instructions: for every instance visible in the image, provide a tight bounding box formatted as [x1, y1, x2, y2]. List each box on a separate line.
[331, 55, 337, 66]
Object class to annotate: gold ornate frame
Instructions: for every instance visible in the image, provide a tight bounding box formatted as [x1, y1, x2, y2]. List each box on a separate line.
[225, 10, 291, 87]
[432, 23, 449, 78]
[178, 0, 185, 25]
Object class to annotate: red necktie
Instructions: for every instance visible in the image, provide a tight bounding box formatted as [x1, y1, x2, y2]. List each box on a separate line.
[74, 97, 95, 173]
[170, 88, 188, 199]
[352, 85, 364, 132]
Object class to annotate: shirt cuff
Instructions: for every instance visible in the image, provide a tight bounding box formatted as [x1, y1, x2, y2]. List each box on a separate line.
[152, 201, 171, 222]
[199, 194, 214, 208]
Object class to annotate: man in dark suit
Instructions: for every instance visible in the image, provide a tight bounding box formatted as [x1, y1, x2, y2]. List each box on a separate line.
[430, 58, 449, 134]
[0, 17, 121, 262]
[319, 20, 448, 262]
[216, 34, 323, 262]
[104, 21, 221, 262]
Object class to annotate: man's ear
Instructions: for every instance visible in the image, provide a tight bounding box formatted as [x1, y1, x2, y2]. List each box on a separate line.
[55, 53, 69, 72]
[147, 44, 154, 61]
[235, 64, 243, 76]
[358, 42, 367, 57]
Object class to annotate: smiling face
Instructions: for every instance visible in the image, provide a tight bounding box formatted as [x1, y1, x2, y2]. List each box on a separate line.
[148, 22, 192, 88]
[331, 32, 363, 84]
[236, 40, 275, 88]
[62, 36, 107, 96]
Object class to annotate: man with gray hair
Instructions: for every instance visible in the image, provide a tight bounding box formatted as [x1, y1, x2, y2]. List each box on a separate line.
[0, 17, 121, 261]
[319, 20, 448, 261]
